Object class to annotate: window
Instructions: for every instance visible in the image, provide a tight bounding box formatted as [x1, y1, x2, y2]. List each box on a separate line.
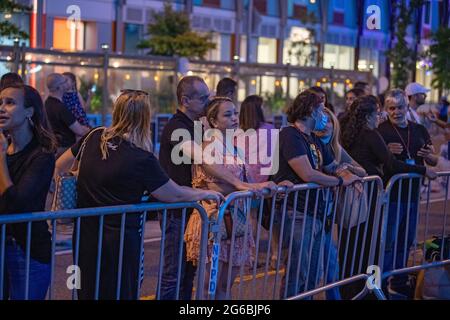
[257, 37, 277, 64]
[323, 44, 354, 70]
[203, 0, 221, 8]
[124, 24, 142, 54]
[332, 0, 345, 25]
[53, 18, 84, 51]
[254, 0, 267, 14]
[333, 11, 344, 25]
[293, 4, 307, 20]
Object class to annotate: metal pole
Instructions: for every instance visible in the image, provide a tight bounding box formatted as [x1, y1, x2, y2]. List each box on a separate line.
[102, 46, 109, 126]
[20, 43, 27, 83]
[246, 0, 254, 63]
[36, 0, 44, 48]
[13, 38, 20, 73]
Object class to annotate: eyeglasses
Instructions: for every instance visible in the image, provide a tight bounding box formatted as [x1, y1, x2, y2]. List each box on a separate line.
[120, 89, 149, 96]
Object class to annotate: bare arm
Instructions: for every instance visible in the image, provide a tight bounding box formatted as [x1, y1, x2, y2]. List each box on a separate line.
[69, 121, 90, 137]
[181, 140, 256, 191]
[340, 147, 367, 177]
[288, 155, 360, 187]
[151, 179, 223, 203]
[54, 148, 76, 178]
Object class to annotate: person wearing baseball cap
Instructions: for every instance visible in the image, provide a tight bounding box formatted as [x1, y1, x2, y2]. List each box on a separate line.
[404, 82, 430, 125]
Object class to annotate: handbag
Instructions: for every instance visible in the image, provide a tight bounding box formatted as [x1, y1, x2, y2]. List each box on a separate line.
[336, 184, 369, 229]
[220, 201, 248, 240]
[51, 127, 105, 211]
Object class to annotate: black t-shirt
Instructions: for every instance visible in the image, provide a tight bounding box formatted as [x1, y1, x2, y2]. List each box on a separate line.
[158, 110, 195, 187]
[0, 138, 55, 264]
[377, 120, 432, 202]
[45, 96, 76, 148]
[347, 128, 426, 183]
[71, 129, 170, 228]
[272, 126, 334, 217]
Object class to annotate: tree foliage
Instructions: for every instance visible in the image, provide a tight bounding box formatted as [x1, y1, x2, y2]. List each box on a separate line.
[287, 11, 318, 66]
[386, 0, 425, 89]
[0, 0, 31, 39]
[137, 3, 216, 59]
[427, 27, 450, 92]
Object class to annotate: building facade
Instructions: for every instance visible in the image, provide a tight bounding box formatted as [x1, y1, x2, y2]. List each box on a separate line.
[0, 0, 448, 102]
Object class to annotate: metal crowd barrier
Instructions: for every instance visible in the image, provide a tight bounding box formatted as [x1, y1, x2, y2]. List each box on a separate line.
[2, 172, 449, 300]
[0, 202, 209, 300]
[207, 176, 385, 300]
[378, 172, 450, 299]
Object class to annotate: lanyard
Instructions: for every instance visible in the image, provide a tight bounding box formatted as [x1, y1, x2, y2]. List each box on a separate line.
[390, 121, 412, 159]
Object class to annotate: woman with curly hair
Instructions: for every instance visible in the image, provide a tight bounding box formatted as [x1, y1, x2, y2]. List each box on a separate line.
[338, 95, 436, 299]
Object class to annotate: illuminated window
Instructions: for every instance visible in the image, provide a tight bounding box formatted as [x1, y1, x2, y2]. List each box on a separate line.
[323, 44, 354, 70]
[257, 37, 277, 64]
[53, 18, 85, 51]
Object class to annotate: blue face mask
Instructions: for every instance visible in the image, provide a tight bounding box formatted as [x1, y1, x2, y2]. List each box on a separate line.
[313, 110, 328, 131]
[320, 135, 332, 145]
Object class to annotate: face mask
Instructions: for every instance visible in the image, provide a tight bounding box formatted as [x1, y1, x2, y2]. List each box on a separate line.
[313, 110, 328, 131]
[320, 135, 332, 145]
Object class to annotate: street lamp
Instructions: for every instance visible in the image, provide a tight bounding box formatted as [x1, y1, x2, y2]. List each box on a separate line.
[101, 43, 109, 51]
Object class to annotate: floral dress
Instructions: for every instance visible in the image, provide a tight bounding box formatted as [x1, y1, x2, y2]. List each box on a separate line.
[63, 91, 90, 127]
[184, 136, 255, 267]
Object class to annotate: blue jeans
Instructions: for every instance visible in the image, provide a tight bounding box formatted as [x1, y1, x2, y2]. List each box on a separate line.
[323, 230, 341, 300]
[383, 202, 418, 297]
[280, 214, 323, 299]
[5, 240, 50, 300]
[158, 211, 196, 300]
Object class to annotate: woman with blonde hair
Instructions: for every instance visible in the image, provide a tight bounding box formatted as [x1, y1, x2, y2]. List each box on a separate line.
[184, 96, 277, 299]
[55, 89, 222, 300]
[316, 108, 366, 174]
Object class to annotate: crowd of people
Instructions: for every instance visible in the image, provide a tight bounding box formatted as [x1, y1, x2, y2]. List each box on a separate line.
[0, 69, 446, 300]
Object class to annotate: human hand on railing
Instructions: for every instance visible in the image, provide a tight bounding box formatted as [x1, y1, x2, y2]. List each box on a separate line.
[387, 143, 404, 155]
[425, 167, 438, 180]
[340, 171, 362, 187]
[277, 180, 294, 194]
[199, 190, 225, 204]
[347, 165, 368, 177]
[257, 181, 278, 197]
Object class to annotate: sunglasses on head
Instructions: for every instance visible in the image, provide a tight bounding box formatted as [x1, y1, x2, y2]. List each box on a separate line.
[120, 89, 149, 96]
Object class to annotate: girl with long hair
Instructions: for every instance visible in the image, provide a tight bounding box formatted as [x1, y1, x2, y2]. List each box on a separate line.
[0, 84, 57, 299]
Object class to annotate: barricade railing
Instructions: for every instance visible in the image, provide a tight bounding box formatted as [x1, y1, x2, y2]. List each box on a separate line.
[2, 172, 449, 300]
[378, 171, 450, 299]
[0, 202, 209, 300]
[207, 176, 384, 300]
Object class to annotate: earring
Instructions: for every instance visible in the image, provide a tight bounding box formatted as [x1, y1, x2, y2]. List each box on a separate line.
[27, 116, 35, 127]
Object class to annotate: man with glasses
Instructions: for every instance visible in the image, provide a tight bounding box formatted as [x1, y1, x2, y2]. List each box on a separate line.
[158, 75, 211, 300]
[405, 82, 430, 125]
[377, 89, 438, 299]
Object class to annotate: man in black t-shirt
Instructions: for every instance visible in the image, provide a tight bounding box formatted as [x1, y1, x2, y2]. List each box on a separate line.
[272, 89, 360, 299]
[378, 89, 438, 299]
[158, 76, 211, 300]
[44, 73, 89, 156]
